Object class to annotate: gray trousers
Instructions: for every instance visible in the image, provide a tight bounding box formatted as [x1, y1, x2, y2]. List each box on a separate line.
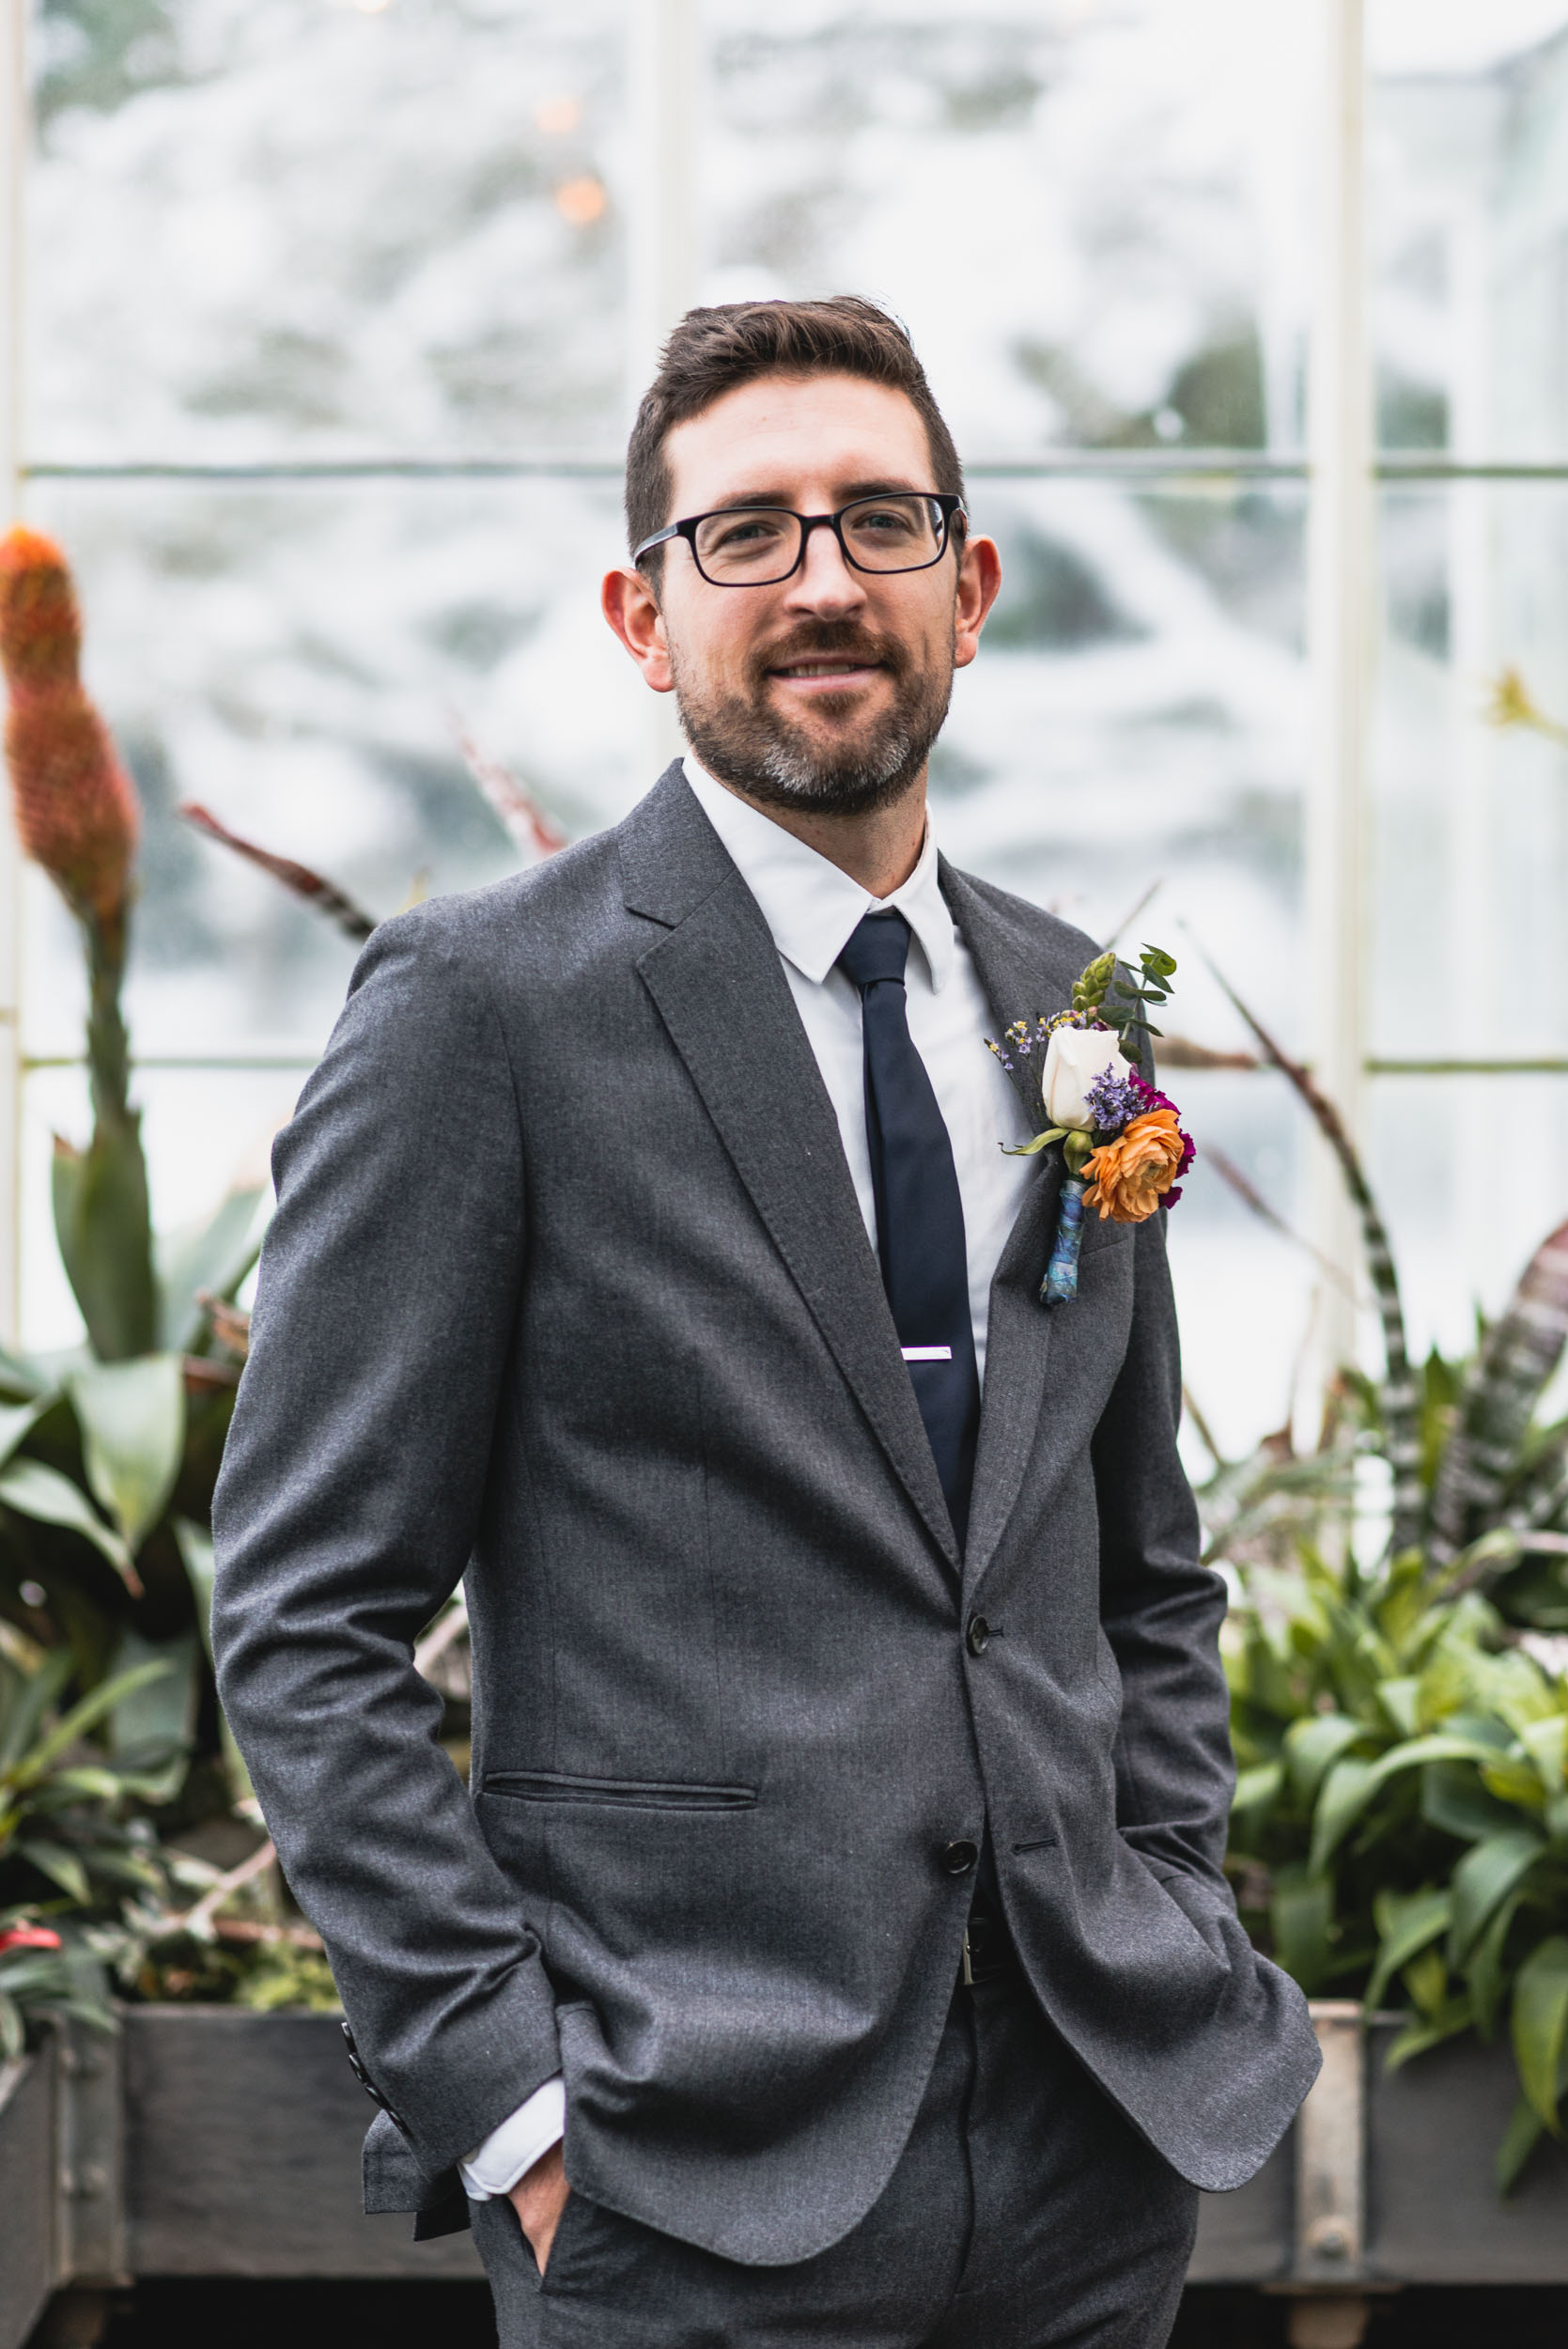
[469, 1969, 1199, 2349]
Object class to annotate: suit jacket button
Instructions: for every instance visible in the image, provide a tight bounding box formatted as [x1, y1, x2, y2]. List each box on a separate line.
[940, 1839, 979, 1875]
[966, 1615, 990, 1656]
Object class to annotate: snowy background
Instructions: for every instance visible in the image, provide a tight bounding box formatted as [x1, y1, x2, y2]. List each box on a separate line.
[20, 0, 1568, 1461]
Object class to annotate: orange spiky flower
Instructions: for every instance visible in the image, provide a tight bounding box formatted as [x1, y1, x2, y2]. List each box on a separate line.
[0, 527, 139, 932]
[0, 527, 155, 1360]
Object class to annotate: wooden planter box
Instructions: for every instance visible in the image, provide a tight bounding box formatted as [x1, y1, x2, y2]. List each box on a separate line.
[3, 2002, 1566, 2348]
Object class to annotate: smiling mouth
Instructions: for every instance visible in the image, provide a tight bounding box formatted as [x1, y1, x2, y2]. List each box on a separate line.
[768, 658, 884, 680]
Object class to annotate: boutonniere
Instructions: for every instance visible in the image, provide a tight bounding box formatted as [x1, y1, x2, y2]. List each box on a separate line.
[986, 945, 1194, 1306]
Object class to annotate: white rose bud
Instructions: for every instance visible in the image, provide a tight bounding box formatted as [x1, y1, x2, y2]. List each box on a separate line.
[1041, 1026, 1126, 1131]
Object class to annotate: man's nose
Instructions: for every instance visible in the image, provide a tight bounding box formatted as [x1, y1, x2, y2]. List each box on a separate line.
[781, 518, 868, 617]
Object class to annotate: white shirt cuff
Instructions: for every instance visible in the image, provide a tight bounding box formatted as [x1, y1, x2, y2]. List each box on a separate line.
[458, 2074, 566, 2200]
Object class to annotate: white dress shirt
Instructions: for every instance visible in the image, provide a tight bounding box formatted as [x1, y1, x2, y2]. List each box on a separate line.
[459, 755, 1037, 2201]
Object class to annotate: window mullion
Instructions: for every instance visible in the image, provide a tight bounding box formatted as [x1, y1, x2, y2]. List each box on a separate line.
[0, 0, 27, 1347]
[1305, 0, 1374, 1389]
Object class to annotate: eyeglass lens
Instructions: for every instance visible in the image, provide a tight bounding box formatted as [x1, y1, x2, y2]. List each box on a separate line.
[692, 495, 945, 583]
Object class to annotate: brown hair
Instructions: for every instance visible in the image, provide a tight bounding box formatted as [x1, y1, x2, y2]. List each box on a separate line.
[625, 296, 965, 571]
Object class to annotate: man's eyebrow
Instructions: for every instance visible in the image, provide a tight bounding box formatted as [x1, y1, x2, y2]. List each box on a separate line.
[696, 476, 929, 513]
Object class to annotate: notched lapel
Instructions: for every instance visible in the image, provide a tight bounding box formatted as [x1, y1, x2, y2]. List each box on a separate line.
[631, 788, 960, 1572]
[940, 862, 1094, 1591]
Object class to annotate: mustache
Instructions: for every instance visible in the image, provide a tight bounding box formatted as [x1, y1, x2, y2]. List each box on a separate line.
[751, 622, 909, 683]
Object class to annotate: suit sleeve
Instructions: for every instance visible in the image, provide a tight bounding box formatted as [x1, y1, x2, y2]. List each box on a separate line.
[210, 905, 559, 2179]
[1091, 1209, 1235, 1891]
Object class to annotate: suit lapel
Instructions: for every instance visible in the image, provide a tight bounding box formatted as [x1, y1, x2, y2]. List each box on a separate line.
[623, 769, 960, 1571]
[939, 863, 1084, 1591]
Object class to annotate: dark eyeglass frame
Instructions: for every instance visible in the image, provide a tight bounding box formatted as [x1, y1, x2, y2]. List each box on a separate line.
[633, 491, 966, 585]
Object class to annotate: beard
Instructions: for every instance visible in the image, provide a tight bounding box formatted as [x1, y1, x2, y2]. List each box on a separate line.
[670, 620, 954, 817]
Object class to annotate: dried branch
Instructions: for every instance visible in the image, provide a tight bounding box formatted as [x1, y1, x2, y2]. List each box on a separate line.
[179, 803, 377, 942]
[452, 723, 567, 859]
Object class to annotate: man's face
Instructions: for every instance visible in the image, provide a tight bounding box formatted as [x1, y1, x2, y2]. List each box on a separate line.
[612, 373, 999, 817]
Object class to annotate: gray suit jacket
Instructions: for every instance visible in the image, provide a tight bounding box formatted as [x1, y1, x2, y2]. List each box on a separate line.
[211, 763, 1318, 2265]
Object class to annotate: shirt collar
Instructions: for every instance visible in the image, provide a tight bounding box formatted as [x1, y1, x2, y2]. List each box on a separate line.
[681, 754, 955, 993]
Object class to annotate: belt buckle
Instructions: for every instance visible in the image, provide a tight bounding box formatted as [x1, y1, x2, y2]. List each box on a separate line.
[960, 1927, 975, 1988]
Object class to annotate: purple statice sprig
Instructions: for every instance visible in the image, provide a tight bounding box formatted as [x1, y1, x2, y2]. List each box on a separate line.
[986, 1009, 1102, 1134]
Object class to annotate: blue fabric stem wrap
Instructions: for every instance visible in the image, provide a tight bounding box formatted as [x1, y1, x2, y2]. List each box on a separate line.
[1042, 1173, 1088, 1305]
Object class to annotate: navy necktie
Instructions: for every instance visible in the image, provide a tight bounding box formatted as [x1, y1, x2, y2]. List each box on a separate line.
[837, 911, 980, 1548]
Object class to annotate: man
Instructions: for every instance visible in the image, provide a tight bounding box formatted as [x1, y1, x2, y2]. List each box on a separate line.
[212, 297, 1317, 2348]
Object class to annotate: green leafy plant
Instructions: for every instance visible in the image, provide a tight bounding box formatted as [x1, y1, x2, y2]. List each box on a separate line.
[0, 528, 262, 1797]
[0, 1622, 174, 2052]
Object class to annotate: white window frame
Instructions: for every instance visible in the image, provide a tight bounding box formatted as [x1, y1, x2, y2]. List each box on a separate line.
[0, 0, 1540, 1374]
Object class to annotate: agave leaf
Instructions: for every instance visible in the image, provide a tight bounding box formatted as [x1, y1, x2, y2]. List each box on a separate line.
[1447, 1829, 1546, 1966]
[0, 1457, 138, 1590]
[155, 1185, 266, 1356]
[1512, 1934, 1568, 2131]
[51, 1124, 157, 1364]
[1431, 1218, 1568, 1563]
[68, 1355, 186, 1553]
[1366, 1885, 1451, 2012]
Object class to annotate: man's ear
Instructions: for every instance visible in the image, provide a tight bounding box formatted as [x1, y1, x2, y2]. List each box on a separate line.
[602, 564, 675, 694]
[953, 534, 1002, 673]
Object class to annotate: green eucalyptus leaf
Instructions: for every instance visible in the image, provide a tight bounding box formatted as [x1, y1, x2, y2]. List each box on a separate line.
[1512, 1935, 1568, 2132]
[1448, 1830, 1546, 1966]
[68, 1355, 186, 1554]
[0, 1458, 135, 1587]
[1366, 1886, 1451, 2013]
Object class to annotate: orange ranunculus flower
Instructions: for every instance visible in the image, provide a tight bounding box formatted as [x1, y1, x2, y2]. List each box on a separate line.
[1083, 1108, 1186, 1224]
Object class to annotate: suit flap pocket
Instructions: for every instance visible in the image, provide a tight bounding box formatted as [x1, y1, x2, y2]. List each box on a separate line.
[482, 1769, 756, 1812]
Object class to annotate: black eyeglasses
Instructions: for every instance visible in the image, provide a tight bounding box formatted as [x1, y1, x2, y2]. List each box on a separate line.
[634, 492, 965, 586]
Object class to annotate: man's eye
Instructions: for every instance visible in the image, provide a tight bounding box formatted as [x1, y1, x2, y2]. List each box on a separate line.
[707, 515, 785, 550]
[853, 506, 920, 536]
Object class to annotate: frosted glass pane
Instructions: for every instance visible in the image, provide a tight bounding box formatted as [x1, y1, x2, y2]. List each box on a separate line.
[31, 0, 629, 462]
[22, 474, 656, 1059]
[1370, 5, 1568, 458]
[939, 478, 1307, 1053]
[1372, 480, 1568, 1060]
[704, 0, 1313, 459]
